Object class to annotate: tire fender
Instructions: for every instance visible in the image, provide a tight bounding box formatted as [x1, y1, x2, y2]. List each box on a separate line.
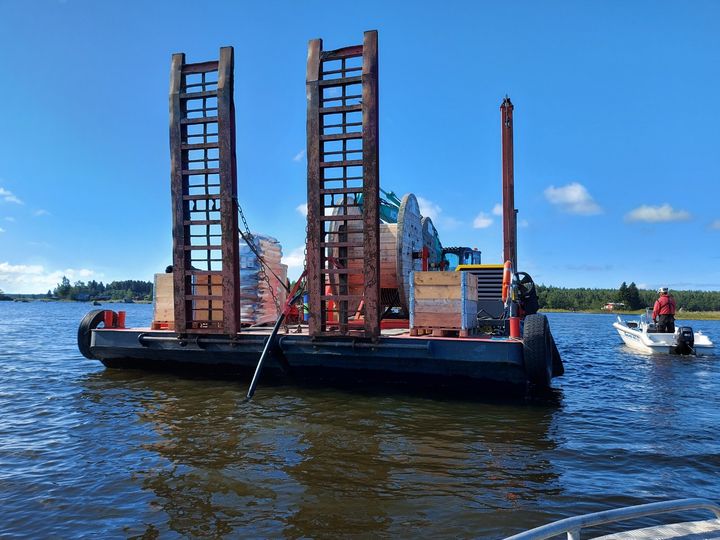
[522, 314, 553, 387]
[77, 309, 115, 359]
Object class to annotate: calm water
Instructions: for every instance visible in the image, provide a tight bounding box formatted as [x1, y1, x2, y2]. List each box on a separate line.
[1, 302, 719, 538]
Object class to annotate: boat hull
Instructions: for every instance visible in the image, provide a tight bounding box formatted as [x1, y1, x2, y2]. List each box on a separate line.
[88, 328, 532, 391]
[613, 321, 715, 355]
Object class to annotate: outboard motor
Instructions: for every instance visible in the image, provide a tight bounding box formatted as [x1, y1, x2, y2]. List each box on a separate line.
[674, 326, 695, 355]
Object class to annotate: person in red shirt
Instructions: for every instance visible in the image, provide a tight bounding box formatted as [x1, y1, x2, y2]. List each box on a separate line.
[653, 287, 676, 333]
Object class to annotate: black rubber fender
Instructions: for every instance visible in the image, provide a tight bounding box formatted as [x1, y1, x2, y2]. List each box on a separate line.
[523, 314, 553, 387]
[550, 335, 564, 377]
[77, 309, 115, 359]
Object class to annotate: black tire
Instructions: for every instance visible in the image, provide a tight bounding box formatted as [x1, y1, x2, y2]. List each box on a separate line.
[523, 314, 553, 387]
[77, 309, 114, 359]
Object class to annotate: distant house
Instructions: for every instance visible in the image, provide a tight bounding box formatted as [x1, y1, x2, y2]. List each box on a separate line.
[603, 302, 625, 311]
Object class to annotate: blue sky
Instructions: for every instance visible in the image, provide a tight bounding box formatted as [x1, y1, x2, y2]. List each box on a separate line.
[0, 0, 718, 293]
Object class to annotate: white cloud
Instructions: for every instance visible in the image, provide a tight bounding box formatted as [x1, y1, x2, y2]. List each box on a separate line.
[625, 204, 691, 223]
[416, 196, 441, 222]
[296, 203, 308, 217]
[33, 209, 50, 217]
[0, 227, 4, 233]
[416, 196, 463, 230]
[5, 217, 15, 222]
[441, 216, 462, 230]
[518, 219, 529, 228]
[0, 187, 23, 205]
[710, 220, 720, 230]
[0, 262, 98, 294]
[544, 182, 602, 215]
[492, 203, 503, 216]
[472, 212, 493, 229]
[292, 149, 306, 162]
[282, 246, 306, 280]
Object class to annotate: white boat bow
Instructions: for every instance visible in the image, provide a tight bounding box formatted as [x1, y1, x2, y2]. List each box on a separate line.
[613, 310, 714, 355]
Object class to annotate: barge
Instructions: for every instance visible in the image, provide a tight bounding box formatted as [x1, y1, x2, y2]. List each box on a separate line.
[77, 31, 564, 395]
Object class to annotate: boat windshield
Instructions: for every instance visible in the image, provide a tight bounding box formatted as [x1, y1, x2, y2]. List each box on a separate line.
[640, 308, 654, 327]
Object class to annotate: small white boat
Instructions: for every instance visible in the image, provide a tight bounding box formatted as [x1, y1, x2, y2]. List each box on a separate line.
[613, 309, 714, 355]
[505, 498, 720, 539]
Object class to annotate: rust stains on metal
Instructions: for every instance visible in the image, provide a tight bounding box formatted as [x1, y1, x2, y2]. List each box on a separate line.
[501, 96, 517, 270]
[305, 31, 381, 339]
[169, 48, 240, 335]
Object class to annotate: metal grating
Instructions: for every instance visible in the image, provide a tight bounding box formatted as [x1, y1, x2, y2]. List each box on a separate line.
[306, 31, 380, 339]
[169, 48, 240, 334]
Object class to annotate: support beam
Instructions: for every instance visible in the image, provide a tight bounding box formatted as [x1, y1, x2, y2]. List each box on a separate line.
[501, 96, 517, 270]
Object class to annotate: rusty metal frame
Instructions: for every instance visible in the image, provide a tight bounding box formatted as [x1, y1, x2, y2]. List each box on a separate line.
[306, 30, 380, 339]
[501, 97, 517, 270]
[169, 47, 240, 335]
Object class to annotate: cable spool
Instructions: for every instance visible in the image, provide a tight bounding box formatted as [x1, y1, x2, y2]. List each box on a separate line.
[327, 193, 429, 315]
[394, 194, 423, 313]
[421, 216, 443, 269]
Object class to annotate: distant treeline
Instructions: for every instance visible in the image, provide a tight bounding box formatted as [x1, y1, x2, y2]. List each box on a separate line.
[51, 277, 153, 302]
[537, 282, 720, 312]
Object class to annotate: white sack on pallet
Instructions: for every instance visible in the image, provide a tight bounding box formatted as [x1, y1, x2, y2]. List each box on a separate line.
[239, 233, 288, 326]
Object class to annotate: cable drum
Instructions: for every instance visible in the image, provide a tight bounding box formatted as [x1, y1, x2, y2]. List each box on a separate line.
[328, 193, 427, 315]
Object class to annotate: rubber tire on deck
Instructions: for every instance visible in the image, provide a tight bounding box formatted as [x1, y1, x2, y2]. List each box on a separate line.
[77, 309, 112, 360]
[523, 314, 553, 387]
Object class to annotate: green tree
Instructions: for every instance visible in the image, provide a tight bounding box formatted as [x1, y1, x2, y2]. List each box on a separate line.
[626, 282, 641, 310]
[617, 282, 628, 306]
[54, 276, 72, 299]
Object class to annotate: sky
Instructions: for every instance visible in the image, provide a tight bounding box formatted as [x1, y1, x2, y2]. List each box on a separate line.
[0, 0, 718, 293]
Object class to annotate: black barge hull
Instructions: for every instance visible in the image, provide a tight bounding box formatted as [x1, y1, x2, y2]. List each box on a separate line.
[88, 328, 530, 389]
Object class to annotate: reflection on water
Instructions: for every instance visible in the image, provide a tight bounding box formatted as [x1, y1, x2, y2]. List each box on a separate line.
[1, 303, 719, 538]
[79, 368, 560, 538]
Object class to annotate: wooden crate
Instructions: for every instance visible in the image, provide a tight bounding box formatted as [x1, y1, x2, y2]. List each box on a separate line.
[152, 273, 174, 327]
[192, 274, 223, 322]
[409, 271, 478, 335]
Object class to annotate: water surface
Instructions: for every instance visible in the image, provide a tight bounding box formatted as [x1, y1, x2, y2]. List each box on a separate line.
[1, 302, 719, 538]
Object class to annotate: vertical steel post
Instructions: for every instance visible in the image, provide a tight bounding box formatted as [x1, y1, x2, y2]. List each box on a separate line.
[305, 39, 323, 336]
[361, 30, 380, 340]
[217, 47, 241, 335]
[169, 53, 188, 333]
[501, 96, 517, 270]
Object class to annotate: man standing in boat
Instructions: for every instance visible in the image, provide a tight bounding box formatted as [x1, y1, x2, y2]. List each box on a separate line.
[653, 287, 676, 333]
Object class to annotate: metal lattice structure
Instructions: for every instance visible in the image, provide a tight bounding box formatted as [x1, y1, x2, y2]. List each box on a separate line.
[306, 30, 380, 339]
[169, 47, 240, 335]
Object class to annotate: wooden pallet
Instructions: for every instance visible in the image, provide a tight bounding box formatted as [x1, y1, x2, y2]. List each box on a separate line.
[410, 326, 477, 338]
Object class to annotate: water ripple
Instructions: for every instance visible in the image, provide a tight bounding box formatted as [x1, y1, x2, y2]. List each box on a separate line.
[0, 304, 719, 538]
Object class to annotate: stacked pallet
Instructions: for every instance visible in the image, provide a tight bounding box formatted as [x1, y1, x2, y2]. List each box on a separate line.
[150, 234, 288, 329]
[409, 271, 478, 337]
[240, 234, 287, 326]
[152, 273, 174, 329]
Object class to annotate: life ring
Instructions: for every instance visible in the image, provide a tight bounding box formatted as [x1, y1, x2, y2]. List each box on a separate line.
[501, 260, 513, 302]
[522, 313, 553, 387]
[77, 309, 115, 359]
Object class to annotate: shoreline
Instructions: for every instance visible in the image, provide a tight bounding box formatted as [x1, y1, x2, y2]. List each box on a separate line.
[542, 308, 720, 320]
